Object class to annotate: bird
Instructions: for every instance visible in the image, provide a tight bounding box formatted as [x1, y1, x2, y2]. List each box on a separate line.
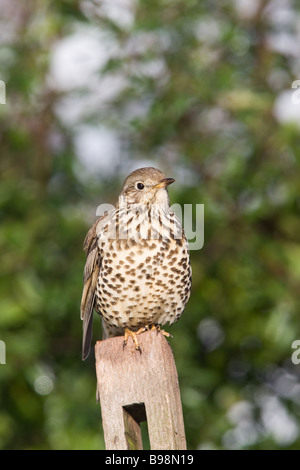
[80, 167, 191, 360]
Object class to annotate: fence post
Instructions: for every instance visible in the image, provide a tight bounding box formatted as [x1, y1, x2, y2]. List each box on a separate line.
[95, 330, 186, 450]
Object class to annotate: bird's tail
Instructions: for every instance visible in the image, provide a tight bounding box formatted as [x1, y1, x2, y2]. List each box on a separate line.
[82, 309, 93, 360]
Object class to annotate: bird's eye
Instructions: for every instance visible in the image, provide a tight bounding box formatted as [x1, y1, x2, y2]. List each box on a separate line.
[136, 182, 144, 190]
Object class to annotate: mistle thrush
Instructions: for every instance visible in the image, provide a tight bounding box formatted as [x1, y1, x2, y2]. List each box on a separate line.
[81, 167, 191, 359]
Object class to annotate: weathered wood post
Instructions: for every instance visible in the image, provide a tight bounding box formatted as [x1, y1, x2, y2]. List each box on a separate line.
[95, 330, 186, 450]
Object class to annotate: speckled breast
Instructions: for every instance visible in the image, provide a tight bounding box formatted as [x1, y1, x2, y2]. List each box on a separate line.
[95, 205, 191, 336]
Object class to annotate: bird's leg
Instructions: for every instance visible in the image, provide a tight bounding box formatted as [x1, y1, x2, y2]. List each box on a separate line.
[123, 327, 144, 352]
[149, 324, 173, 338]
[123, 325, 173, 352]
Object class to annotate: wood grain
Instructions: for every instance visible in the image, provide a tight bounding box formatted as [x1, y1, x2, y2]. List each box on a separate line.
[95, 330, 186, 450]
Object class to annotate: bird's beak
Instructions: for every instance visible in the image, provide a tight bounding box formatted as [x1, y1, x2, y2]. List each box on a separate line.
[153, 178, 175, 189]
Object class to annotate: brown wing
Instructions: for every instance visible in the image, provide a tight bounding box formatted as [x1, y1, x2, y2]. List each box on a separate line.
[80, 218, 102, 360]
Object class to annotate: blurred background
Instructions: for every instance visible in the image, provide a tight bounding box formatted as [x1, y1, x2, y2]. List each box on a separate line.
[1, 0, 300, 450]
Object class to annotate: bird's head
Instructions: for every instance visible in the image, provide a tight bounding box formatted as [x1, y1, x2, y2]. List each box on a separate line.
[119, 167, 175, 206]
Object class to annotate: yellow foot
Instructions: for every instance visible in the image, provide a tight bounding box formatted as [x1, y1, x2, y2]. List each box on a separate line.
[123, 325, 173, 352]
[149, 324, 173, 338]
[138, 324, 173, 338]
[123, 327, 145, 352]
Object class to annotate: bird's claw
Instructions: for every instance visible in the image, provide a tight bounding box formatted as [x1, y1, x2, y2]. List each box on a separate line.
[149, 324, 173, 338]
[123, 327, 143, 353]
[123, 324, 172, 353]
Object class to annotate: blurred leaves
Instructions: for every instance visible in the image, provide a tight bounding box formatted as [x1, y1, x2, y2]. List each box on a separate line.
[0, 0, 300, 450]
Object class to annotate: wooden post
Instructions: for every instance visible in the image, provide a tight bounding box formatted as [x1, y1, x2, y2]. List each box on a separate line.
[95, 330, 186, 450]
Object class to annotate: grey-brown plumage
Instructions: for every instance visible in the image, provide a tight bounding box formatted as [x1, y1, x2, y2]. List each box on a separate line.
[80, 167, 191, 360]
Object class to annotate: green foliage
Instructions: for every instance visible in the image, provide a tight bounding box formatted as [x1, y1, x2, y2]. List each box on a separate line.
[0, 0, 300, 449]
